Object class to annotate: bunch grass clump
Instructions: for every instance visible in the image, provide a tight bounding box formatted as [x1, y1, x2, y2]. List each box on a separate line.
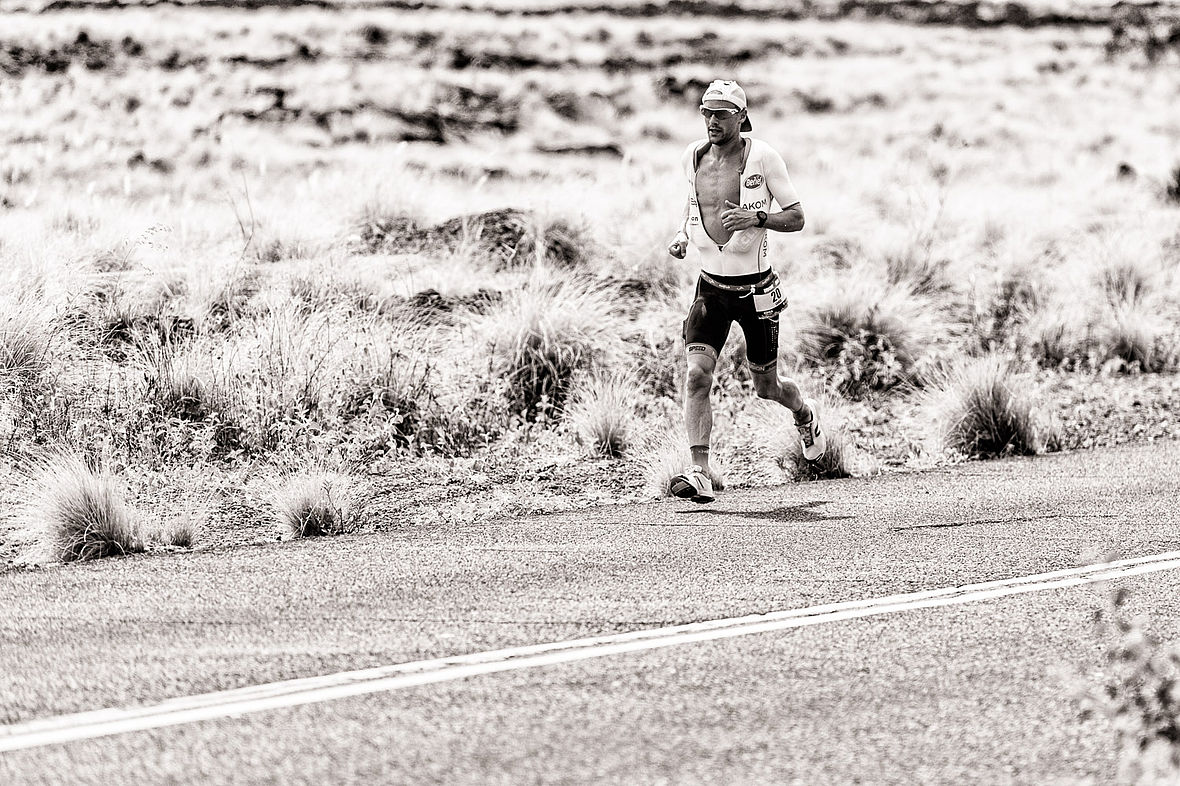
[634, 427, 726, 500]
[19, 453, 143, 563]
[924, 354, 1056, 458]
[563, 371, 642, 458]
[772, 394, 878, 481]
[796, 283, 934, 399]
[0, 296, 55, 383]
[273, 471, 359, 539]
[478, 274, 622, 419]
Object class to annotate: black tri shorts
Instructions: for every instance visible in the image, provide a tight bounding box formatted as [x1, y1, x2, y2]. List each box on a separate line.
[682, 270, 780, 373]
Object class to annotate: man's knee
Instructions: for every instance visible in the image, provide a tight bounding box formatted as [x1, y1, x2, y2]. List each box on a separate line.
[685, 360, 714, 396]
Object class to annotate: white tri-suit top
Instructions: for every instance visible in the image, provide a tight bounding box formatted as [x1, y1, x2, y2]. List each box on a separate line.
[680, 137, 801, 277]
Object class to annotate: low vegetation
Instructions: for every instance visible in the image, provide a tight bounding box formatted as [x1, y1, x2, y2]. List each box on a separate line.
[1080, 588, 1180, 785]
[923, 355, 1057, 459]
[16, 453, 143, 563]
[0, 0, 1178, 563]
[272, 471, 360, 539]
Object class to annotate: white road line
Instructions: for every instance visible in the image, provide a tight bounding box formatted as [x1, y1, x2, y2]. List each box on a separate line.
[4, 550, 1180, 753]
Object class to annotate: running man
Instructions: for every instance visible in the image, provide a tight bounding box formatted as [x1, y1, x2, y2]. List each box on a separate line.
[667, 79, 826, 503]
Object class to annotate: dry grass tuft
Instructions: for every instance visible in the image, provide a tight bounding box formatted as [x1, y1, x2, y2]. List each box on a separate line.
[478, 274, 623, 419]
[923, 354, 1057, 458]
[635, 427, 726, 500]
[795, 283, 934, 399]
[0, 297, 54, 383]
[771, 395, 879, 481]
[18, 453, 143, 563]
[154, 515, 202, 549]
[563, 371, 642, 458]
[273, 471, 358, 539]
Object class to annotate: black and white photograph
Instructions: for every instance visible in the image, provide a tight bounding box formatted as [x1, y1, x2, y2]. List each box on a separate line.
[1, 0, 1179, 781]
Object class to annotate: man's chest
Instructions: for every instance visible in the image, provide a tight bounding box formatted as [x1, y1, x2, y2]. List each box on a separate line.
[694, 159, 741, 207]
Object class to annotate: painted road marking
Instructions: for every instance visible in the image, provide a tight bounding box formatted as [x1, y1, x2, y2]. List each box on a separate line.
[4, 550, 1180, 752]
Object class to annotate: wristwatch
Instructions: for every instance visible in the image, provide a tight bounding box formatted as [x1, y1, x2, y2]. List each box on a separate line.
[756, 210, 768, 228]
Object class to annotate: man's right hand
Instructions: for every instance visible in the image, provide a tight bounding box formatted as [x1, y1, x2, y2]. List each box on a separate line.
[668, 236, 688, 259]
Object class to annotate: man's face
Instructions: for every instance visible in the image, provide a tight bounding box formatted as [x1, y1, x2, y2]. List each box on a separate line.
[700, 100, 744, 143]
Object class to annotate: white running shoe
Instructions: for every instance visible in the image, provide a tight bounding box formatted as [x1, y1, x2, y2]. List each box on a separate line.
[669, 465, 715, 503]
[797, 398, 827, 462]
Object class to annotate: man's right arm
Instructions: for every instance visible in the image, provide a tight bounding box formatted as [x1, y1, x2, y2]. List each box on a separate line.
[669, 142, 699, 258]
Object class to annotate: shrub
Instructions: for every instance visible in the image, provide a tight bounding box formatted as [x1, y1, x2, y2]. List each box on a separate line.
[635, 428, 726, 500]
[772, 395, 879, 481]
[478, 274, 622, 419]
[0, 297, 54, 383]
[563, 371, 642, 458]
[923, 354, 1057, 458]
[273, 472, 358, 539]
[19, 453, 143, 563]
[796, 284, 933, 399]
[1079, 587, 1180, 785]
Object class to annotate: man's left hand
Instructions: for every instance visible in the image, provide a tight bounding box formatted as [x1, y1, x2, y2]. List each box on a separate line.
[721, 200, 758, 231]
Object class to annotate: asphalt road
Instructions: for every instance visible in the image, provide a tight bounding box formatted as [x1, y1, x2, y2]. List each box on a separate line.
[3, 440, 1180, 784]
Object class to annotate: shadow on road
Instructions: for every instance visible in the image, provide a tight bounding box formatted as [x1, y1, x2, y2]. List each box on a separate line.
[667, 500, 853, 526]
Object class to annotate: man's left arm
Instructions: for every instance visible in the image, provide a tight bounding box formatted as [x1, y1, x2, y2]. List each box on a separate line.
[720, 146, 805, 233]
[762, 147, 804, 233]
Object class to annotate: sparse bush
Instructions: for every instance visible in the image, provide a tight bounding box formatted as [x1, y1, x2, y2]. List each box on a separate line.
[923, 354, 1057, 458]
[772, 395, 878, 481]
[273, 472, 358, 538]
[0, 299, 54, 383]
[1080, 587, 1180, 785]
[796, 284, 933, 399]
[564, 371, 642, 458]
[18, 453, 143, 563]
[478, 275, 622, 419]
[635, 428, 726, 500]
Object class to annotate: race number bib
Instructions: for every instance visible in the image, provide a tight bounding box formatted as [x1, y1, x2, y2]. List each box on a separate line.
[753, 272, 787, 320]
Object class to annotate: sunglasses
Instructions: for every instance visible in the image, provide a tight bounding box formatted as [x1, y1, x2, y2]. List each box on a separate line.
[699, 106, 741, 120]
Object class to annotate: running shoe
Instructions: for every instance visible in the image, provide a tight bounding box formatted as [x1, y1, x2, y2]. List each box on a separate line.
[669, 465, 715, 503]
[797, 398, 827, 462]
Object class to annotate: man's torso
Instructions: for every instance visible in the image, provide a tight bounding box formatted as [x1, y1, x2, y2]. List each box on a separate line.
[685, 137, 772, 277]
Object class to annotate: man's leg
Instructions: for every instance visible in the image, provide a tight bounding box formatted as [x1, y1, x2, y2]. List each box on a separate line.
[670, 347, 720, 502]
[684, 351, 718, 473]
[750, 366, 806, 418]
[744, 297, 827, 462]
[752, 364, 826, 461]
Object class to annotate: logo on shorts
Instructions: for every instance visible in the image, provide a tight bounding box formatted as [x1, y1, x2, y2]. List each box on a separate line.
[744, 174, 763, 189]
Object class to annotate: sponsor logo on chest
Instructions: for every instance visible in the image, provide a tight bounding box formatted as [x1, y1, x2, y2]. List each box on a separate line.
[743, 174, 764, 189]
